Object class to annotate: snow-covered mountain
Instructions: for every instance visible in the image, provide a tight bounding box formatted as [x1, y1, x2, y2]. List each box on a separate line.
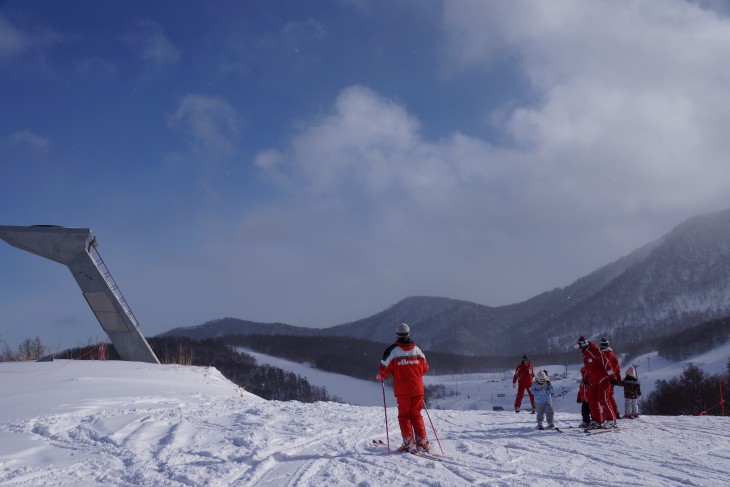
[327, 209, 730, 354]
[164, 208, 730, 356]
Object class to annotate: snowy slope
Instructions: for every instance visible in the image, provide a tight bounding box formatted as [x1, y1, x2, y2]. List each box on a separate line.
[241, 342, 730, 413]
[2, 360, 729, 486]
[238, 348, 394, 407]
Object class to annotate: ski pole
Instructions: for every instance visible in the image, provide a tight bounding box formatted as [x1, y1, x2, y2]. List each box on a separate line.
[381, 379, 390, 453]
[423, 403, 444, 454]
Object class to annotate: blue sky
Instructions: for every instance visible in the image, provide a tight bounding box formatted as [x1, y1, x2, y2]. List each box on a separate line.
[2, 0, 730, 352]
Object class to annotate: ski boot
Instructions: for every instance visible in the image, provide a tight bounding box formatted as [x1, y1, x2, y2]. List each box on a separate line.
[415, 439, 430, 453]
[397, 438, 415, 452]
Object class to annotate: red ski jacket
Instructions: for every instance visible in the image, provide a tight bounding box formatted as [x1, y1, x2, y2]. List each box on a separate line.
[602, 349, 621, 381]
[512, 362, 535, 387]
[581, 341, 613, 385]
[379, 339, 429, 397]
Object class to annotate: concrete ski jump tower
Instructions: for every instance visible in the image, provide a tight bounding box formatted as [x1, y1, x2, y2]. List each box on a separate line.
[0, 225, 159, 364]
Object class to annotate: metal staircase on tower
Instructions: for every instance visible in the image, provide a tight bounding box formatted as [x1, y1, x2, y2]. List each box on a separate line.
[0, 225, 159, 363]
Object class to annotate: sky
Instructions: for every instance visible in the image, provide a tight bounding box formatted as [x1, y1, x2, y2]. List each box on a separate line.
[3, 0, 730, 351]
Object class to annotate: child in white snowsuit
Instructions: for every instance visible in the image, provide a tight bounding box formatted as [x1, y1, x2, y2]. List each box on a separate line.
[618, 366, 642, 418]
[529, 369, 555, 429]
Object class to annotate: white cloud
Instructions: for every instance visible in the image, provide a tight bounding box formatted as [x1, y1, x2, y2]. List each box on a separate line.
[0, 15, 29, 59]
[257, 85, 480, 201]
[169, 94, 240, 156]
[121, 20, 180, 69]
[441, 0, 730, 215]
[10, 130, 49, 150]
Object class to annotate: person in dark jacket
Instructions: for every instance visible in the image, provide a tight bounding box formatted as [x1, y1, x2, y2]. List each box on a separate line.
[618, 365, 642, 418]
[512, 355, 536, 413]
[377, 323, 430, 452]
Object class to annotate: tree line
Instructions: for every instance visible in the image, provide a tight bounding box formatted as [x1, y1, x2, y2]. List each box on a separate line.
[1, 336, 50, 361]
[641, 360, 730, 416]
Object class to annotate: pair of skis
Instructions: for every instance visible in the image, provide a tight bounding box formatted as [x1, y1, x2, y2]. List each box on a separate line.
[562, 425, 619, 434]
[584, 426, 619, 434]
[370, 439, 444, 461]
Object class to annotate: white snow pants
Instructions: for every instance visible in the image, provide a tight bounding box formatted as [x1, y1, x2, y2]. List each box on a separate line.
[624, 398, 639, 416]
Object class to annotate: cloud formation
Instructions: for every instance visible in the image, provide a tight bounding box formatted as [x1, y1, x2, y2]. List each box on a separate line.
[0, 16, 29, 59]
[441, 0, 730, 216]
[169, 94, 240, 156]
[236, 1, 730, 322]
[10, 130, 49, 150]
[121, 20, 181, 69]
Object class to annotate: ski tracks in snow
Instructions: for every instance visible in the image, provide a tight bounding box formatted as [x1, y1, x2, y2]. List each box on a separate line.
[2, 395, 730, 486]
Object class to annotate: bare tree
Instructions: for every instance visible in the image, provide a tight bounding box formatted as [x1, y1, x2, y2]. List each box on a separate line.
[4, 336, 50, 361]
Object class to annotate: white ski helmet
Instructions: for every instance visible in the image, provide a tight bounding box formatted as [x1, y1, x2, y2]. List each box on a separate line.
[396, 323, 410, 337]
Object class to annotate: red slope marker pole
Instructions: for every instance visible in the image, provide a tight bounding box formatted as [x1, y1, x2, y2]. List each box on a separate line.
[720, 381, 725, 417]
[381, 380, 390, 453]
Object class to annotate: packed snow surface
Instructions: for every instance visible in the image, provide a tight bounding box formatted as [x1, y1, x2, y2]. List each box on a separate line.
[1, 358, 729, 486]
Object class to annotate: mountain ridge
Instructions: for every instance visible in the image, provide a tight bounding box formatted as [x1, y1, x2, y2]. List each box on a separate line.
[162, 208, 730, 356]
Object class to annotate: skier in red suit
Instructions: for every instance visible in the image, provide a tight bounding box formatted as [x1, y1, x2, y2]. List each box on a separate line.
[378, 323, 430, 453]
[512, 355, 536, 413]
[599, 337, 621, 421]
[576, 336, 617, 428]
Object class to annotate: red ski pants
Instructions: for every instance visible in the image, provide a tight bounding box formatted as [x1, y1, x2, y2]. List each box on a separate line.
[514, 384, 535, 409]
[396, 394, 427, 441]
[607, 383, 619, 420]
[587, 381, 616, 423]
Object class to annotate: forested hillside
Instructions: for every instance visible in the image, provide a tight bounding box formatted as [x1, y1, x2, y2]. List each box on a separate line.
[656, 317, 730, 361]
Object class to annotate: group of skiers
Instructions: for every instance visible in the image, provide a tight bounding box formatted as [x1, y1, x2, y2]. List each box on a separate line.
[574, 336, 642, 428]
[510, 336, 643, 430]
[376, 324, 645, 453]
